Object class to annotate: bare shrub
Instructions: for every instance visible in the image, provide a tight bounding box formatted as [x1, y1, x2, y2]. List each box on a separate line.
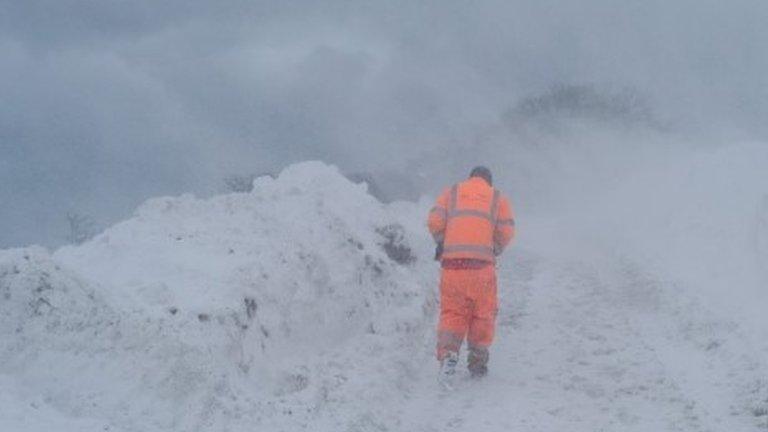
[66, 213, 97, 245]
[504, 84, 660, 130]
[224, 172, 276, 193]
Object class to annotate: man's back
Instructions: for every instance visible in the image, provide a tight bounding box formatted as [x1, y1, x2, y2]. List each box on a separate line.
[428, 176, 515, 263]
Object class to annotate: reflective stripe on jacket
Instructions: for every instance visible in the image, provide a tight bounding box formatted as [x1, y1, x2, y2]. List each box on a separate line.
[427, 176, 515, 263]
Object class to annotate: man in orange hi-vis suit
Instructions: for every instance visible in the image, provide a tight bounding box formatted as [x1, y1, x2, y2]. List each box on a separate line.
[427, 166, 515, 382]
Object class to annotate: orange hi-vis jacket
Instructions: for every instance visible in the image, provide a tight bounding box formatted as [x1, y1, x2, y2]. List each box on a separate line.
[428, 177, 515, 263]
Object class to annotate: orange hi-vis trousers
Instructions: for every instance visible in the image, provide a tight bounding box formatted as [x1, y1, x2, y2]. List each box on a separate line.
[436, 264, 498, 361]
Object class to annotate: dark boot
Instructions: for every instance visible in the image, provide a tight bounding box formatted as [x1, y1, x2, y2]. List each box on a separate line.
[467, 346, 489, 378]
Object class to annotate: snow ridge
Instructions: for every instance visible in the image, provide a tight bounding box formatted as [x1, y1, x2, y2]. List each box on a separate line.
[2, 160, 767, 431]
[2, 162, 436, 431]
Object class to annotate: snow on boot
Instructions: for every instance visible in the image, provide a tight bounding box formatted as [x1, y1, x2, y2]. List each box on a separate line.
[438, 352, 459, 389]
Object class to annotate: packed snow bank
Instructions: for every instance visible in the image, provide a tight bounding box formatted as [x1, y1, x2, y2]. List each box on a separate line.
[2, 162, 438, 431]
[3, 155, 768, 431]
[0, 374, 106, 432]
[56, 161, 433, 351]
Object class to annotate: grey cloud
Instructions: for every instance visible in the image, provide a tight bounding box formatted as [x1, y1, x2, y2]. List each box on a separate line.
[2, 0, 768, 247]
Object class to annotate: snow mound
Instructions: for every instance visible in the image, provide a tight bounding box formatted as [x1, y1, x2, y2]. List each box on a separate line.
[0, 247, 116, 367]
[5, 157, 766, 431]
[55, 161, 432, 356]
[2, 161, 437, 430]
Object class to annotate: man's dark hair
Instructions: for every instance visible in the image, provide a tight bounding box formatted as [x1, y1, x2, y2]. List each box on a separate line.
[469, 166, 493, 186]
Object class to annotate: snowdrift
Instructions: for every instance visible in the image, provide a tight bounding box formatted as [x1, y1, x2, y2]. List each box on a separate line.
[1, 162, 438, 431]
[2, 154, 767, 431]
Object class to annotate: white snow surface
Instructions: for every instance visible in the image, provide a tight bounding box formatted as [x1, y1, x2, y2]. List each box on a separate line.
[2, 159, 768, 431]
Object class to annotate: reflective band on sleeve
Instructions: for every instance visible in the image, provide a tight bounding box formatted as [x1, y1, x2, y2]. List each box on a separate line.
[447, 209, 494, 221]
[497, 218, 515, 226]
[442, 244, 495, 256]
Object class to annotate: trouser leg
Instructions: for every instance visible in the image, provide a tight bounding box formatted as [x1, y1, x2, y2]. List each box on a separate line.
[466, 266, 497, 376]
[436, 269, 469, 361]
[436, 331, 463, 361]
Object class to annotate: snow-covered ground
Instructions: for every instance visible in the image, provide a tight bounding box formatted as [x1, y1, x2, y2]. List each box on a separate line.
[2, 159, 767, 431]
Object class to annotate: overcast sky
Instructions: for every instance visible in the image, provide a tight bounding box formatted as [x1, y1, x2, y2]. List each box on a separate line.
[2, 0, 768, 248]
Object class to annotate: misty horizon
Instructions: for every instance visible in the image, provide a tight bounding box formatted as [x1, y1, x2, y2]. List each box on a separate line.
[3, 1, 768, 248]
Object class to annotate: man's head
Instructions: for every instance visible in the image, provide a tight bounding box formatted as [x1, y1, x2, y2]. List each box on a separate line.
[469, 166, 492, 186]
